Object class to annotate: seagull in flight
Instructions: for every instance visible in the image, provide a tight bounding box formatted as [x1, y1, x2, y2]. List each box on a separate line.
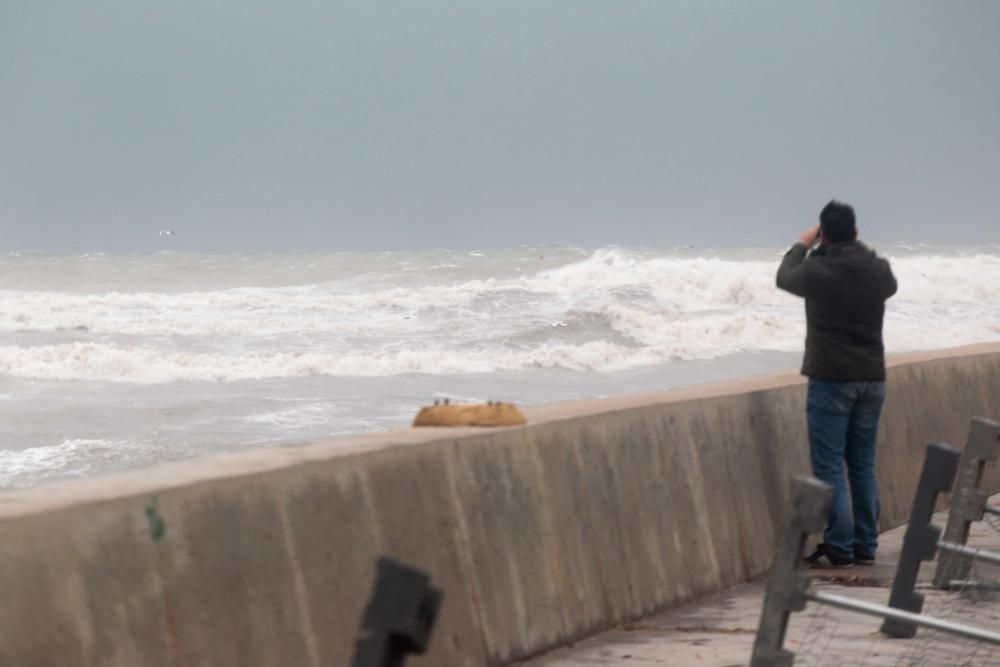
[159, 229, 176, 237]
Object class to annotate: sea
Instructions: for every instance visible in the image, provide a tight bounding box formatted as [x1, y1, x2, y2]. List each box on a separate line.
[2, 243, 999, 488]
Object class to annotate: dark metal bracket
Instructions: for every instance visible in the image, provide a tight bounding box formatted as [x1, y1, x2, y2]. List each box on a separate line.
[351, 557, 443, 667]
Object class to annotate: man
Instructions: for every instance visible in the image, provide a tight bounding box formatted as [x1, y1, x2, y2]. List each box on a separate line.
[777, 200, 898, 568]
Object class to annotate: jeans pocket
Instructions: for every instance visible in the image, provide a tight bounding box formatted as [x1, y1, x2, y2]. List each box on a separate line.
[866, 381, 887, 400]
[807, 380, 854, 414]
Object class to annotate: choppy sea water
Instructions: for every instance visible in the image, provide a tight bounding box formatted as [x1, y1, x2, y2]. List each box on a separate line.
[2, 244, 999, 487]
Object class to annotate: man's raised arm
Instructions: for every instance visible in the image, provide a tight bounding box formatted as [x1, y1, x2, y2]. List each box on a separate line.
[776, 225, 820, 297]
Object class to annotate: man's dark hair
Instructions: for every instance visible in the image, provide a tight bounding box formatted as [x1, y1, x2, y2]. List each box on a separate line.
[819, 200, 857, 243]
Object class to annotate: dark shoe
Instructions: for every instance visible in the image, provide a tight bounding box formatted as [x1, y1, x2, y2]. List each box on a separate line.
[854, 551, 876, 566]
[804, 543, 854, 569]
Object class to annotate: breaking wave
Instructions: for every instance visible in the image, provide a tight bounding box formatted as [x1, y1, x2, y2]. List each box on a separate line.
[0, 439, 129, 485]
[0, 247, 997, 383]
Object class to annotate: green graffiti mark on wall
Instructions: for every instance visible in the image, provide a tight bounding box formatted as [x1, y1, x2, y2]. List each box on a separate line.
[145, 496, 166, 542]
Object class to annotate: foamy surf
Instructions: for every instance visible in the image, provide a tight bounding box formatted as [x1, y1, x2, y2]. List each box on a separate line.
[1, 245, 998, 486]
[0, 439, 127, 485]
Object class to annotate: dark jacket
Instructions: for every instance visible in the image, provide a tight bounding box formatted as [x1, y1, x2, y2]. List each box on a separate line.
[776, 240, 897, 381]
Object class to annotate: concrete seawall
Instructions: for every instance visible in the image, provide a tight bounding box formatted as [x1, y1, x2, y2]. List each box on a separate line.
[1, 343, 999, 666]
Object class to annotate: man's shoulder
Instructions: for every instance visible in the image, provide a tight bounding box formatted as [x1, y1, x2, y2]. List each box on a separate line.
[855, 241, 891, 262]
[859, 245, 894, 274]
[814, 241, 890, 267]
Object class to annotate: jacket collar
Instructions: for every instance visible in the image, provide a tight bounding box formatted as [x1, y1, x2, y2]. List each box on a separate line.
[811, 240, 866, 257]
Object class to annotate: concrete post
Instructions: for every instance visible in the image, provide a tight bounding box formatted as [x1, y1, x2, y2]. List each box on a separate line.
[750, 476, 832, 667]
[933, 418, 1000, 589]
[881, 443, 960, 638]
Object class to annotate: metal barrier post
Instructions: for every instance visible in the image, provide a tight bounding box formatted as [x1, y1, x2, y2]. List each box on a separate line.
[881, 443, 960, 638]
[750, 476, 832, 667]
[933, 418, 1000, 589]
[351, 558, 442, 667]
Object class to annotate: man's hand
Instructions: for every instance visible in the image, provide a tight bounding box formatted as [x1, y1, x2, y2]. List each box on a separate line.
[798, 224, 821, 248]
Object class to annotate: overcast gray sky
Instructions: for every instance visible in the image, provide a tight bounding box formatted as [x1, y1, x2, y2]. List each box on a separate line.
[1, 1, 998, 252]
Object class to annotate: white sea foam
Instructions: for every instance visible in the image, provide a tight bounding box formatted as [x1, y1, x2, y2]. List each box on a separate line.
[0, 247, 997, 383]
[245, 403, 345, 428]
[2, 245, 999, 487]
[0, 340, 655, 382]
[0, 439, 124, 485]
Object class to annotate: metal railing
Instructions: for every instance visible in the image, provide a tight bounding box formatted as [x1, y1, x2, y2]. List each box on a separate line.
[751, 438, 1000, 666]
[881, 436, 1000, 637]
[932, 417, 1000, 589]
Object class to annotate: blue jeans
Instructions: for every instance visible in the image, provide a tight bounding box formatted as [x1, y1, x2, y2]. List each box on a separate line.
[807, 379, 886, 559]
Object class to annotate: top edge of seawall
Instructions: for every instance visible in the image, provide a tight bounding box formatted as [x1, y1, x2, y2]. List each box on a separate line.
[1, 341, 998, 519]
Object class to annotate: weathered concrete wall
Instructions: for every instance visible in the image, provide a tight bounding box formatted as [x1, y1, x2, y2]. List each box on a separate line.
[1, 343, 999, 666]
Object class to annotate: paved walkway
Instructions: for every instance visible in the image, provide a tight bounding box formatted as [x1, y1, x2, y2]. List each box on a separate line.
[520, 497, 1000, 666]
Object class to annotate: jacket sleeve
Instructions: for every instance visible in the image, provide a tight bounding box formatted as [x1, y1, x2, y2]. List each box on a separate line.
[881, 259, 898, 299]
[776, 244, 810, 297]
